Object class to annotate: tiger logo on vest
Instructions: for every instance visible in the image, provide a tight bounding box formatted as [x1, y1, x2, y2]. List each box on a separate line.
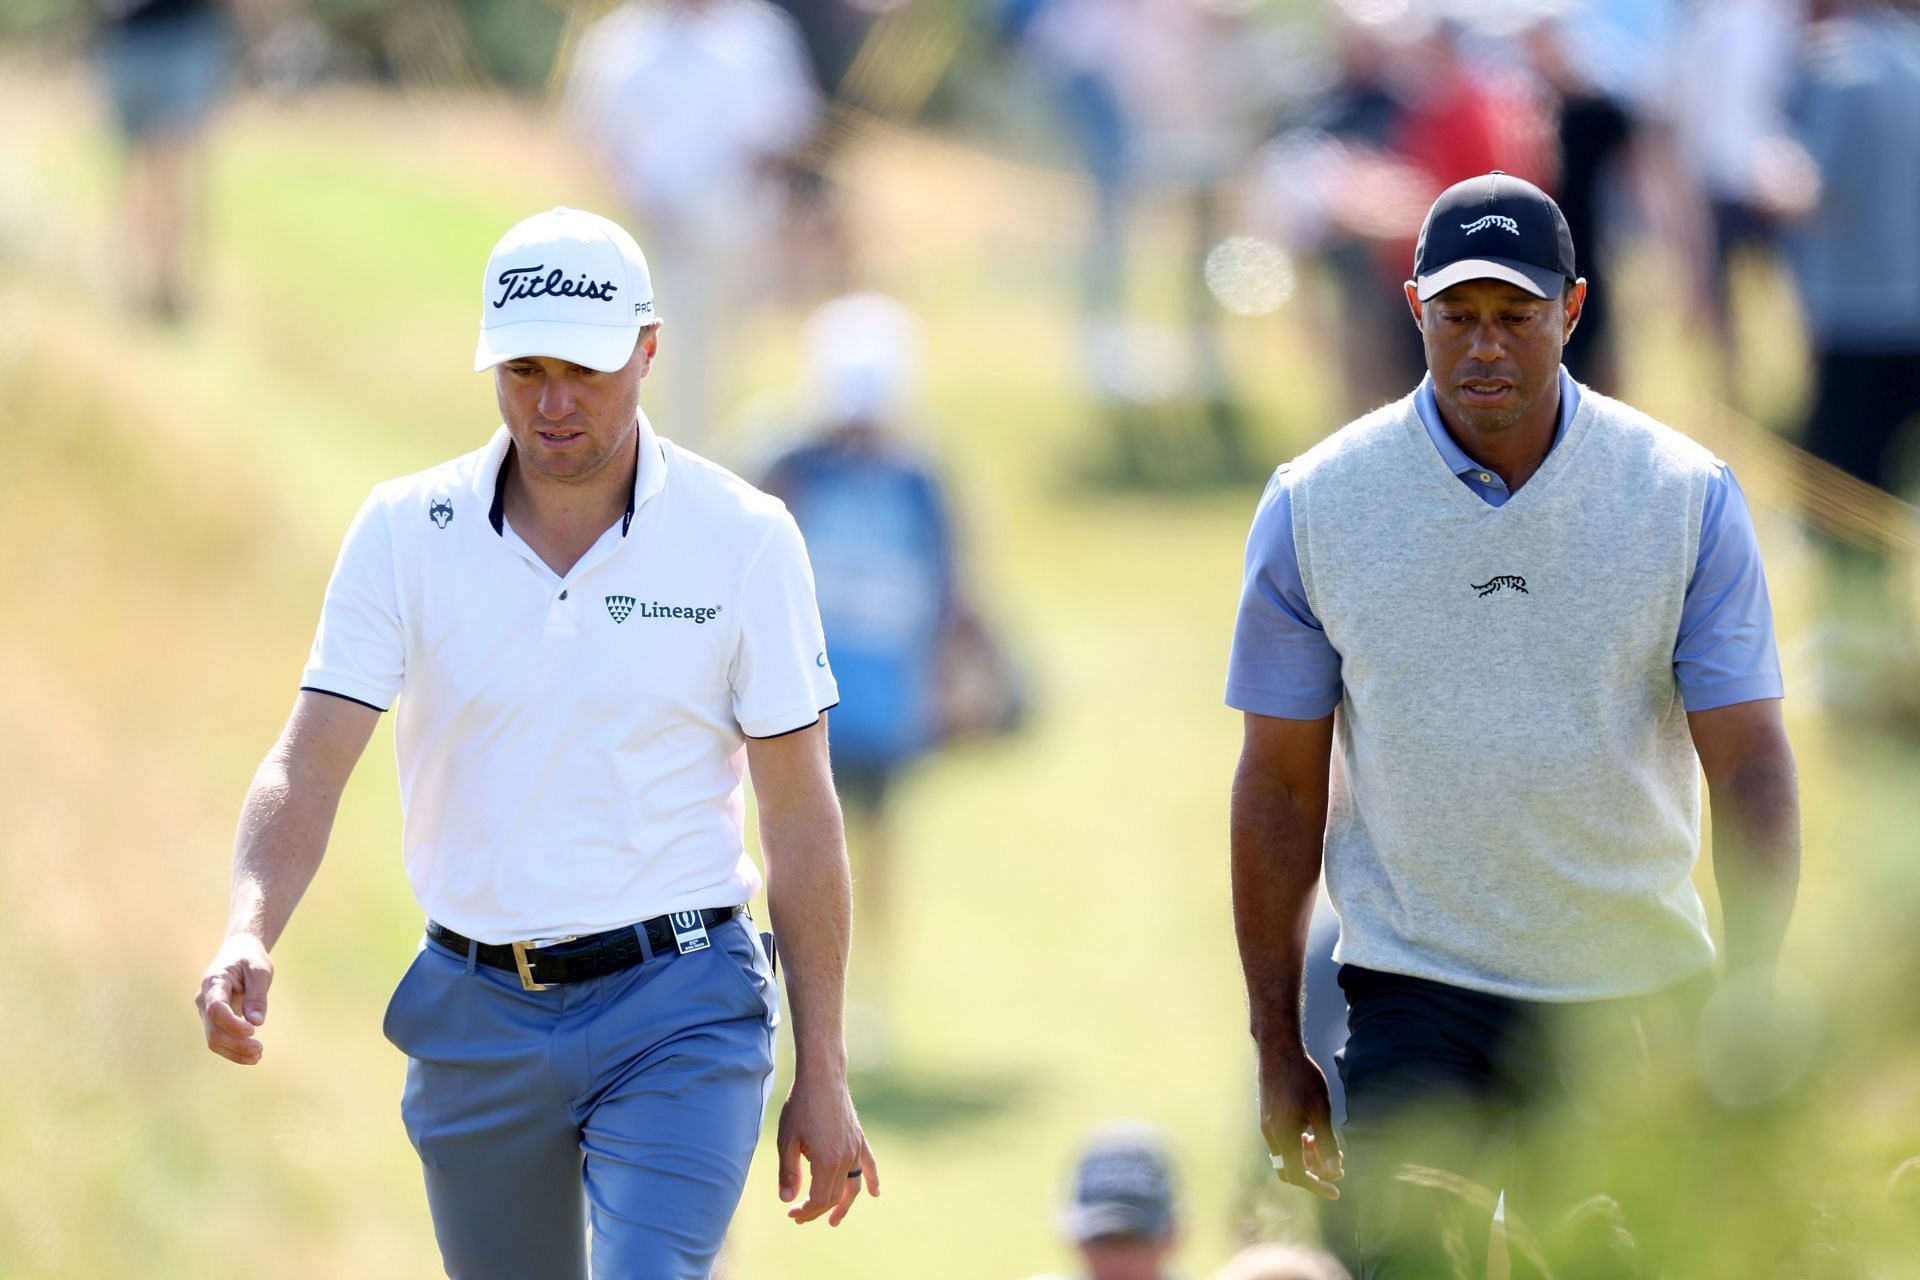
[1473, 575, 1529, 598]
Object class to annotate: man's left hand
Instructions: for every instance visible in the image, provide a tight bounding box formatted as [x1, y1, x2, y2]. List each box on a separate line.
[776, 1073, 880, 1225]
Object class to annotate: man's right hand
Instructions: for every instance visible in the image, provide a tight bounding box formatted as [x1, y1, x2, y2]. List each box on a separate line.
[196, 934, 275, 1065]
[1258, 1047, 1344, 1200]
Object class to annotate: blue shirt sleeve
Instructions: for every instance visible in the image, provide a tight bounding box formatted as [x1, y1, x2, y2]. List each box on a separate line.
[1225, 467, 1344, 720]
[1675, 463, 1785, 711]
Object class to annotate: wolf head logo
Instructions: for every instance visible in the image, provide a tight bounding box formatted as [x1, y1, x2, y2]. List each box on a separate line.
[429, 498, 454, 529]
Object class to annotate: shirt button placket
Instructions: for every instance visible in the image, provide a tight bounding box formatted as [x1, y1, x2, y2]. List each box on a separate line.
[547, 584, 579, 637]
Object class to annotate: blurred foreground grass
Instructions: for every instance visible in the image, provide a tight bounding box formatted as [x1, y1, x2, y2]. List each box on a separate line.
[0, 61, 1917, 1279]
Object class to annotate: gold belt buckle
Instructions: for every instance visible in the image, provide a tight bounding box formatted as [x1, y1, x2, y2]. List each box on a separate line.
[509, 941, 548, 991]
[513, 936, 586, 992]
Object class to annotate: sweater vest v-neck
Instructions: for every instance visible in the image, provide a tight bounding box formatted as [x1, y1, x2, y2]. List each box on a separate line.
[1291, 388, 1719, 1000]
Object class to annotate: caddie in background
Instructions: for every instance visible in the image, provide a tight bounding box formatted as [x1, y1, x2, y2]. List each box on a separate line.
[1226, 173, 1800, 1276]
[1024, 1123, 1186, 1280]
[194, 206, 878, 1278]
[761, 292, 972, 1049]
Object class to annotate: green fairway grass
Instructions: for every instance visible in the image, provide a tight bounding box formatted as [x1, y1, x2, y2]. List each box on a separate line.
[2, 61, 1917, 1279]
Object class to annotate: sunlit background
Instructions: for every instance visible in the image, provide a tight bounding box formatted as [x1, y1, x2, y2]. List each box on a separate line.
[2, 0, 1918, 1276]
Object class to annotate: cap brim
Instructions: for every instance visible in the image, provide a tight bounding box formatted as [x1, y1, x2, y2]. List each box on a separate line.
[474, 321, 640, 373]
[1061, 1204, 1167, 1243]
[1415, 257, 1565, 301]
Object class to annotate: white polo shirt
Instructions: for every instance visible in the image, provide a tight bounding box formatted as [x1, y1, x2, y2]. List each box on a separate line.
[300, 413, 838, 943]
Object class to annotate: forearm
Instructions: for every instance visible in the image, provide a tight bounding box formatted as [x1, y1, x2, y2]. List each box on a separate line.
[1709, 740, 1801, 976]
[226, 743, 347, 949]
[1231, 759, 1327, 1055]
[762, 798, 853, 1082]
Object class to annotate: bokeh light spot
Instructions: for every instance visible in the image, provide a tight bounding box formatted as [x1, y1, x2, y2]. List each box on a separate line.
[1205, 237, 1296, 317]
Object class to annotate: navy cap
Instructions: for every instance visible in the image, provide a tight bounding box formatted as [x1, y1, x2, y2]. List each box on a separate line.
[1060, 1126, 1177, 1243]
[1413, 171, 1576, 301]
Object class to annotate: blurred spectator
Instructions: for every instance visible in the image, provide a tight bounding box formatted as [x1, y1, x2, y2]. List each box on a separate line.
[1248, 13, 1427, 415]
[1526, 19, 1640, 394]
[765, 0, 889, 299]
[1026, 1122, 1184, 1280]
[1130, 0, 1266, 472]
[1386, 19, 1554, 251]
[1651, 0, 1804, 389]
[1784, 0, 1920, 495]
[1244, 12, 1552, 419]
[1004, 0, 1268, 478]
[770, 0, 882, 107]
[999, 0, 1138, 344]
[759, 294, 971, 1040]
[566, 0, 823, 446]
[1782, 0, 1920, 718]
[94, 0, 246, 322]
[1309, 16, 1427, 412]
[1212, 1241, 1349, 1280]
[1548, 0, 1678, 111]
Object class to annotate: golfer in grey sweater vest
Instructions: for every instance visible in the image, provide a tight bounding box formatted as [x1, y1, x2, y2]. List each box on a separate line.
[1226, 173, 1799, 1278]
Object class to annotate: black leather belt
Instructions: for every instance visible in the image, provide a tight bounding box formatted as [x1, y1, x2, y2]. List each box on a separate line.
[427, 906, 740, 992]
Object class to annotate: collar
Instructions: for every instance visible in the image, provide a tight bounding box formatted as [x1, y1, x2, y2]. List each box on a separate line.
[1415, 366, 1580, 478]
[484, 409, 668, 538]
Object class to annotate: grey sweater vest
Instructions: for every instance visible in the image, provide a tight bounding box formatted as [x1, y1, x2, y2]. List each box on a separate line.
[1291, 389, 1719, 1000]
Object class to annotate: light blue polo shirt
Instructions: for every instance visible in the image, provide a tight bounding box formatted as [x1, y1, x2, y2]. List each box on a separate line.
[1226, 369, 1784, 720]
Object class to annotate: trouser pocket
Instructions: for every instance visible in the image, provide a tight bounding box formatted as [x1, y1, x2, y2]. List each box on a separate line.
[381, 942, 442, 1052]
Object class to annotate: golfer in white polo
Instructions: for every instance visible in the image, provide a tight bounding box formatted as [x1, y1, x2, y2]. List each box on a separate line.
[195, 207, 878, 1277]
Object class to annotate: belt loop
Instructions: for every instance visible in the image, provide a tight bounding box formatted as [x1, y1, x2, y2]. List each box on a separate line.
[633, 921, 656, 964]
[464, 938, 479, 974]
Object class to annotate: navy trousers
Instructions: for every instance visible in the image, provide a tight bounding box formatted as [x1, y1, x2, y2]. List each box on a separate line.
[1336, 964, 1712, 1280]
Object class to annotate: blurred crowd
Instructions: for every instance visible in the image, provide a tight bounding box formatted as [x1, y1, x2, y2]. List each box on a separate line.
[84, 0, 1920, 488]
[79, 0, 1920, 501]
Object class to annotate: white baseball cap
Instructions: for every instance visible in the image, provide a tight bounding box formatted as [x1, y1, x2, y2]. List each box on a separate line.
[473, 207, 657, 374]
[807, 292, 922, 425]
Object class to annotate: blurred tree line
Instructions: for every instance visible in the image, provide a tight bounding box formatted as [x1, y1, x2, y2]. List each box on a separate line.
[0, 0, 577, 92]
[2, 0, 1047, 129]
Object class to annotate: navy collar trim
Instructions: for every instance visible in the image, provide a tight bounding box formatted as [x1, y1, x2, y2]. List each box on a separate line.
[488, 433, 641, 538]
[488, 451, 509, 535]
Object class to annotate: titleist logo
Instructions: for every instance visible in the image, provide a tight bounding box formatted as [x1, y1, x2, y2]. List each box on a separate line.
[493, 265, 619, 309]
[1460, 215, 1520, 236]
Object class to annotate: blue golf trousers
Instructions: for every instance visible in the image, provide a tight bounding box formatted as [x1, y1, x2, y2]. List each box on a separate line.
[382, 914, 778, 1279]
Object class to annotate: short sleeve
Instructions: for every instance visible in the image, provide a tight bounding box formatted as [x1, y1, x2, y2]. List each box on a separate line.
[730, 511, 840, 738]
[300, 493, 405, 712]
[1224, 467, 1344, 720]
[1674, 463, 1784, 712]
